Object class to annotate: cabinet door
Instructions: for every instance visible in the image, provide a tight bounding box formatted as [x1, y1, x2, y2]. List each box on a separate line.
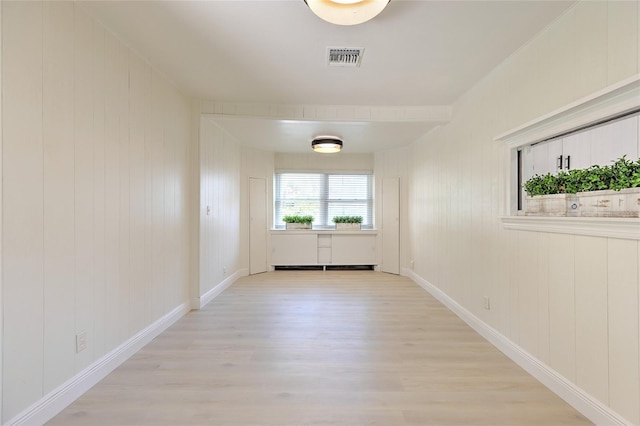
[562, 130, 591, 170]
[531, 138, 563, 175]
[271, 234, 317, 265]
[590, 116, 638, 166]
[332, 234, 376, 265]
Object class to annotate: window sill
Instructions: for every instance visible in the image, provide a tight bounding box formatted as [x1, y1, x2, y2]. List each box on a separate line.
[500, 216, 640, 240]
[271, 229, 378, 235]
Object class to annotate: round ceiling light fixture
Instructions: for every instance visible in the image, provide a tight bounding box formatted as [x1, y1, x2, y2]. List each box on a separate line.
[305, 0, 390, 26]
[311, 136, 343, 153]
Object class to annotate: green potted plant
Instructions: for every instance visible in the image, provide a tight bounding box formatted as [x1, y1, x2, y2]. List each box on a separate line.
[283, 215, 314, 230]
[524, 156, 640, 217]
[332, 215, 363, 230]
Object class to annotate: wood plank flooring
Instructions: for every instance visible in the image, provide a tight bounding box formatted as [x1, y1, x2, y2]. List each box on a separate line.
[49, 271, 591, 425]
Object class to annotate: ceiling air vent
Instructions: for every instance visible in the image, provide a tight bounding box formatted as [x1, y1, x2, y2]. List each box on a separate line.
[327, 47, 364, 67]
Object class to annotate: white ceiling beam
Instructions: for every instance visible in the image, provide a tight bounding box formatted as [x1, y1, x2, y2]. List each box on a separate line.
[199, 100, 451, 124]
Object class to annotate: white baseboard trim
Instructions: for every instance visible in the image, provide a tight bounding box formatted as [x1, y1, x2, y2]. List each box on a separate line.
[400, 267, 412, 278]
[192, 268, 249, 310]
[7, 301, 191, 426]
[404, 269, 630, 426]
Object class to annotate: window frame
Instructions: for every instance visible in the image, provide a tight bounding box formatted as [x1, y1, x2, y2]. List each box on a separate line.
[495, 75, 640, 240]
[274, 170, 374, 229]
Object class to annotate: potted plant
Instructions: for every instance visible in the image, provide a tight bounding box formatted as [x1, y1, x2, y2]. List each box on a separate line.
[332, 215, 363, 230]
[523, 173, 579, 216]
[283, 215, 314, 230]
[524, 156, 640, 217]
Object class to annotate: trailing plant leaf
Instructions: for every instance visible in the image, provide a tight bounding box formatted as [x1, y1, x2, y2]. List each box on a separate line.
[524, 173, 562, 196]
[523, 155, 640, 196]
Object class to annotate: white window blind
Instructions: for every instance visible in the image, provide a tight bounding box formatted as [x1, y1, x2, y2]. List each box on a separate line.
[275, 172, 373, 228]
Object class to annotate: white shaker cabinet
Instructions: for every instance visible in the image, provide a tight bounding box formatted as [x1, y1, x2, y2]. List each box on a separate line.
[270, 231, 377, 267]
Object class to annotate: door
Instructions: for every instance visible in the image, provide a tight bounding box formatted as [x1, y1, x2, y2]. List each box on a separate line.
[382, 177, 400, 274]
[249, 177, 267, 274]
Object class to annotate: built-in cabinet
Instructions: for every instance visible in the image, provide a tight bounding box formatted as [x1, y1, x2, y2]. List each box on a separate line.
[523, 114, 639, 180]
[270, 231, 377, 267]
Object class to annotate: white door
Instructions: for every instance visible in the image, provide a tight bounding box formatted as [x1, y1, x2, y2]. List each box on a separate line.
[249, 178, 267, 274]
[382, 177, 400, 274]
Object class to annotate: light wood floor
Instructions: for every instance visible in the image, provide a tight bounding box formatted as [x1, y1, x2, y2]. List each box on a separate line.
[49, 271, 591, 425]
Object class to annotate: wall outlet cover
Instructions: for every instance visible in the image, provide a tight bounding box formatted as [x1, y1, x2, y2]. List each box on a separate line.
[76, 331, 88, 353]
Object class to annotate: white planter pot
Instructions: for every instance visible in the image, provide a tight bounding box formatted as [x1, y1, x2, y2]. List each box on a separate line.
[577, 187, 640, 218]
[335, 223, 361, 230]
[285, 222, 312, 230]
[525, 188, 640, 218]
[525, 194, 579, 217]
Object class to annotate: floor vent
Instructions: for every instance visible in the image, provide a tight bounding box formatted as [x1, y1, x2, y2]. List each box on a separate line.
[325, 265, 374, 271]
[327, 47, 364, 67]
[274, 266, 324, 271]
[274, 265, 374, 271]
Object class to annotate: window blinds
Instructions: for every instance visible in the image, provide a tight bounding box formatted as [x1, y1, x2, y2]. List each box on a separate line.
[275, 172, 373, 228]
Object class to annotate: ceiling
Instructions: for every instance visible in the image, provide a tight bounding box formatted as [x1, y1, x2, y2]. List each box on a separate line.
[80, 0, 575, 153]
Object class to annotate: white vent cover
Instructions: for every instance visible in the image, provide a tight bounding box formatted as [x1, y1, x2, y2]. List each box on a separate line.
[327, 47, 364, 67]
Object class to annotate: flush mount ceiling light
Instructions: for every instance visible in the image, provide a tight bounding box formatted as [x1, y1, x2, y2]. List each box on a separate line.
[312, 136, 343, 153]
[305, 0, 390, 26]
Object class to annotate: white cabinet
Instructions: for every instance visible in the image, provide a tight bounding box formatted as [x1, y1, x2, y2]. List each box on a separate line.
[529, 137, 563, 177]
[270, 231, 377, 266]
[317, 235, 332, 264]
[527, 114, 639, 179]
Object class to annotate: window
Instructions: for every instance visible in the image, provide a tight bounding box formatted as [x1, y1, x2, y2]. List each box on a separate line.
[497, 77, 640, 239]
[517, 110, 639, 211]
[275, 172, 373, 229]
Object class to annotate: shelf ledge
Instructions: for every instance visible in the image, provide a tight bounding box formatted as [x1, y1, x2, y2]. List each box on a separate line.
[500, 216, 640, 240]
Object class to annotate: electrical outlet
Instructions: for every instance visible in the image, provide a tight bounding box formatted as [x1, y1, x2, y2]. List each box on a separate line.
[483, 296, 491, 310]
[223, 266, 227, 275]
[76, 331, 87, 353]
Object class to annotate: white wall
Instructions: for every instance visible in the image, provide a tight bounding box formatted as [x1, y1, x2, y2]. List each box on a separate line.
[274, 152, 374, 172]
[198, 116, 242, 299]
[197, 118, 275, 294]
[1, 2, 192, 421]
[408, 1, 640, 423]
